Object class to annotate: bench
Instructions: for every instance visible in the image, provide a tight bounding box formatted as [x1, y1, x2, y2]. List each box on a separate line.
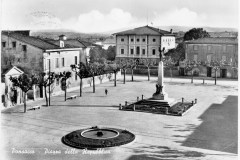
[68, 95, 77, 99]
[32, 105, 41, 110]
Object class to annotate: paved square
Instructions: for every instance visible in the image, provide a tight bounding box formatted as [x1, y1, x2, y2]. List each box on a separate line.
[1, 75, 238, 160]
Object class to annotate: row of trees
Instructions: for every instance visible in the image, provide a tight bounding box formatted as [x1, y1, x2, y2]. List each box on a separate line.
[9, 61, 121, 113]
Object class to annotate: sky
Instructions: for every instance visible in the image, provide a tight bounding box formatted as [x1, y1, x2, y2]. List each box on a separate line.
[0, 0, 239, 33]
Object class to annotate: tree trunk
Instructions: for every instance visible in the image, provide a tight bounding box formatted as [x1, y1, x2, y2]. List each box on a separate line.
[123, 69, 126, 84]
[93, 76, 95, 93]
[148, 67, 150, 81]
[131, 69, 134, 81]
[114, 71, 117, 87]
[44, 86, 48, 106]
[65, 88, 67, 101]
[215, 70, 217, 85]
[80, 78, 82, 97]
[23, 92, 27, 113]
[191, 70, 193, 83]
[170, 68, 173, 81]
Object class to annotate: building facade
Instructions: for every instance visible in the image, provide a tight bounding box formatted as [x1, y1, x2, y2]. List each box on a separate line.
[114, 25, 175, 64]
[1, 31, 94, 101]
[184, 37, 238, 78]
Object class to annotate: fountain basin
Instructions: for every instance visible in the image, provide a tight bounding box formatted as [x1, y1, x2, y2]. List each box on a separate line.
[62, 126, 135, 149]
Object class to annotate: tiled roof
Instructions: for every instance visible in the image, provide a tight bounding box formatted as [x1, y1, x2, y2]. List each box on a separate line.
[46, 39, 81, 48]
[185, 37, 238, 44]
[113, 25, 173, 36]
[2, 31, 60, 50]
[77, 40, 100, 47]
[208, 32, 238, 38]
[47, 39, 99, 48]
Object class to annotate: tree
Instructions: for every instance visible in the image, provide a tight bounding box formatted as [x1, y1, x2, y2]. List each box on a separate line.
[208, 60, 231, 85]
[87, 62, 101, 93]
[165, 42, 185, 63]
[142, 59, 155, 81]
[59, 71, 72, 101]
[128, 59, 137, 81]
[9, 74, 38, 113]
[70, 62, 88, 97]
[118, 60, 128, 84]
[106, 46, 116, 61]
[185, 60, 201, 83]
[37, 72, 56, 106]
[183, 28, 210, 41]
[89, 46, 116, 63]
[108, 62, 120, 87]
[164, 58, 177, 80]
[89, 47, 105, 63]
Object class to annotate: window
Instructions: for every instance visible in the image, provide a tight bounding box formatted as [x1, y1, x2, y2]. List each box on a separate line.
[152, 49, 156, 55]
[121, 49, 124, 54]
[2, 42, 6, 47]
[223, 45, 227, 52]
[55, 58, 59, 68]
[153, 39, 156, 42]
[121, 38, 124, 42]
[207, 55, 211, 62]
[207, 45, 211, 51]
[137, 39, 140, 42]
[136, 47, 140, 55]
[193, 45, 198, 51]
[131, 49, 134, 55]
[12, 42, 16, 48]
[75, 56, 77, 64]
[194, 55, 198, 61]
[142, 49, 145, 55]
[222, 56, 226, 61]
[22, 45, 27, 51]
[62, 58, 65, 67]
[142, 39, 145, 42]
[131, 39, 134, 42]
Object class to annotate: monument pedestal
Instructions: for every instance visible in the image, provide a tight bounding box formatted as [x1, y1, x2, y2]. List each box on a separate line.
[152, 92, 168, 100]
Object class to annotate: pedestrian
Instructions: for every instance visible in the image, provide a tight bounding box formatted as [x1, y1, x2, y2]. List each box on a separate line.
[105, 89, 108, 96]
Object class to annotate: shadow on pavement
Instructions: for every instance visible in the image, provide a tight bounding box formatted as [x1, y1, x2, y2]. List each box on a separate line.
[49, 104, 119, 108]
[177, 95, 238, 154]
[126, 145, 205, 160]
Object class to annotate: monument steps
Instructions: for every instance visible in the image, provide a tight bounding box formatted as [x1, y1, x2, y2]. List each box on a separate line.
[127, 98, 177, 109]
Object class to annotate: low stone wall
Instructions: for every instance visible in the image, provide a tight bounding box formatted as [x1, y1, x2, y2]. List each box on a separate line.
[51, 71, 121, 96]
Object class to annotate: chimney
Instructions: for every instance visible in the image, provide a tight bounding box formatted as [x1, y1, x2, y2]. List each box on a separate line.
[59, 35, 67, 48]
[170, 29, 173, 34]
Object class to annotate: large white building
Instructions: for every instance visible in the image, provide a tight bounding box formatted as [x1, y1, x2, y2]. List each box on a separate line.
[114, 25, 175, 64]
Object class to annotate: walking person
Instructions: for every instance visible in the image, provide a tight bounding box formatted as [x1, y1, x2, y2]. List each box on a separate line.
[105, 89, 108, 96]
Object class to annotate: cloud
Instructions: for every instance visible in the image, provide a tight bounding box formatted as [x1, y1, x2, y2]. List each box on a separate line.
[63, 8, 138, 33]
[152, 8, 207, 27]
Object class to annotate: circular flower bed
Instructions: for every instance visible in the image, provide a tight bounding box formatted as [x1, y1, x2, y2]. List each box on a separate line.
[62, 126, 135, 149]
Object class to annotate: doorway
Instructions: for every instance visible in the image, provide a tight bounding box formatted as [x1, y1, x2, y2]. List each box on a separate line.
[207, 67, 212, 77]
[221, 69, 227, 78]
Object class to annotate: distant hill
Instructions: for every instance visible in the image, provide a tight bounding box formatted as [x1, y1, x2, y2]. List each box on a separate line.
[157, 26, 238, 32]
[31, 29, 111, 42]
[30, 26, 238, 40]
[101, 25, 238, 34]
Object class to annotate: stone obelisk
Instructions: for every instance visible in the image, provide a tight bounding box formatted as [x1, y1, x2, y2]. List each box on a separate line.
[152, 50, 168, 100]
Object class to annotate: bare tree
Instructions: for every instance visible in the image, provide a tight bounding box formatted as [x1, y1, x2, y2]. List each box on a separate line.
[163, 58, 176, 80]
[118, 60, 128, 84]
[185, 60, 201, 83]
[37, 72, 56, 106]
[10, 74, 38, 112]
[59, 71, 72, 101]
[70, 62, 88, 97]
